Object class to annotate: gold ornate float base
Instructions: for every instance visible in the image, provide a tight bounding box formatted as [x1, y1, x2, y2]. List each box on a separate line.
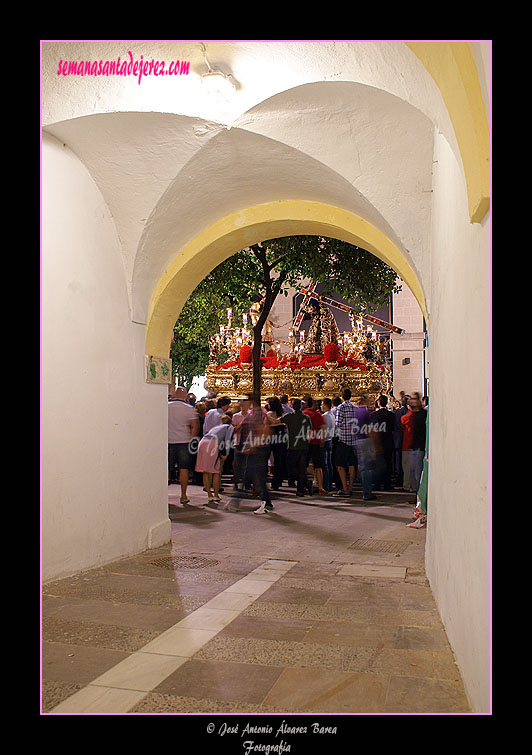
[204, 362, 393, 402]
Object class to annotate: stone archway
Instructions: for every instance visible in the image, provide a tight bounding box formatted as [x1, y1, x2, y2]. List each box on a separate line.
[145, 200, 427, 360]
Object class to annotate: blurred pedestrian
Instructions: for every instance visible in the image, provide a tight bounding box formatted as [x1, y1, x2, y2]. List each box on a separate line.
[192, 401, 207, 486]
[303, 395, 327, 495]
[168, 386, 200, 505]
[334, 388, 358, 497]
[330, 396, 342, 490]
[354, 394, 376, 501]
[265, 396, 287, 491]
[370, 395, 395, 490]
[402, 397, 426, 493]
[195, 414, 234, 505]
[393, 395, 409, 488]
[282, 398, 312, 496]
[240, 395, 274, 514]
[203, 396, 232, 435]
[231, 397, 251, 491]
[280, 394, 294, 414]
[321, 397, 336, 492]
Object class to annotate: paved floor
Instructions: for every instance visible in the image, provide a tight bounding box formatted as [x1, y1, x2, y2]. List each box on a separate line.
[41, 479, 471, 718]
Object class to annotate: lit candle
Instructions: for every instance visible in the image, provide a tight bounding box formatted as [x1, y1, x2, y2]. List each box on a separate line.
[242, 313, 248, 324]
[220, 324, 224, 335]
[227, 308, 232, 319]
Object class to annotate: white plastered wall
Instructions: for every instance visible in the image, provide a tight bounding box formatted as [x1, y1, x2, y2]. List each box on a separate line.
[42, 133, 171, 581]
[41, 41, 491, 712]
[426, 130, 491, 713]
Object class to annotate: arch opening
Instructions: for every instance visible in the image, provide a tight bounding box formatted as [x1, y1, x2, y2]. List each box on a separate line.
[145, 201, 427, 360]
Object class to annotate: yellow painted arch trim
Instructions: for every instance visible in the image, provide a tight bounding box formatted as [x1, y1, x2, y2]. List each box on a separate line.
[145, 201, 427, 358]
[406, 41, 490, 224]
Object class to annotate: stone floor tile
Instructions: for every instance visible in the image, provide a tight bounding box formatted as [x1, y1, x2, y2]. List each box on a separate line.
[303, 619, 400, 648]
[42, 616, 161, 652]
[299, 602, 382, 622]
[129, 691, 281, 714]
[242, 602, 311, 620]
[42, 640, 131, 685]
[378, 608, 441, 628]
[141, 626, 218, 657]
[176, 606, 242, 631]
[42, 595, 188, 632]
[218, 615, 314, 642]
[262, 667, 389, 713]
[51, 684, 147, 713]
[153, 659, 284, 705]
[202, 591, 259, 611]
[384, 675, 471, 713]
[194, 636, 376, 673]
[91, 652, 188, 692]
[42, 679, 83, 713]
[337, 564, 407, 579]
[370, 647, 437, 677]
[394, 625, 450, 651]
[256, 586, 331, 605]
[430, 651, 466, 681]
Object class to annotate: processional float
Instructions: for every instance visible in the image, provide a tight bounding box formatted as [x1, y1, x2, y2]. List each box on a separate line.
[204, 282, 404, 401]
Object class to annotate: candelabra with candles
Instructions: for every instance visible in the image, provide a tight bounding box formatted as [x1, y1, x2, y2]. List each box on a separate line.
[287, 327, 307, 359]
[336, 313, 388, 364]
[209, 308, 256, 362]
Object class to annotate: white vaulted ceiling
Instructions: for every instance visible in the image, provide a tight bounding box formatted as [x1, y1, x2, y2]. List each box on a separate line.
[42, 41, 446, 322]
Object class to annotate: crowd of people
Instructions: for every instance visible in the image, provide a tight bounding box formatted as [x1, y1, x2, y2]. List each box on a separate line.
[168, 385, 428, 514]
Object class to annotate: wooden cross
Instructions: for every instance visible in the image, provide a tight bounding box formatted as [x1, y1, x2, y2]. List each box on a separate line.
[293, 282, 405, 335]
[292, 281, 319, 330]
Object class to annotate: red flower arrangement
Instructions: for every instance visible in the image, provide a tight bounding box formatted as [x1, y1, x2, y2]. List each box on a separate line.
[215, 341, 384, 372]
[239, 345, 253, 364]
[324, 342, 340, 363]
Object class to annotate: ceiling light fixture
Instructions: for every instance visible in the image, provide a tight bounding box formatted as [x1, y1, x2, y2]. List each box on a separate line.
[199, 42, 236, 98]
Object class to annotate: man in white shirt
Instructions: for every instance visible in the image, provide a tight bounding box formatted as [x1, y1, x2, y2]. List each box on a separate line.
[168, 386, 199, 505]
[321, 398, 336, 492]
[203, 396, 232, 435]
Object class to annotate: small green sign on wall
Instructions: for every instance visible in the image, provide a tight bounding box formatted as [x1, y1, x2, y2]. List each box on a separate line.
[145, 355, 172, 384]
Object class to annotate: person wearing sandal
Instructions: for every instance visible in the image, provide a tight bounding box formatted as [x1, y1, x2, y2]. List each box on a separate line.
[195, 415, 234, 506]
[168, 386, 200, 506]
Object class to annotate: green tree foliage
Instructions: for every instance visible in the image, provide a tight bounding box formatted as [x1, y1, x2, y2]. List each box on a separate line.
[170, 235, 401, 395]
[170, 266, 256, 389]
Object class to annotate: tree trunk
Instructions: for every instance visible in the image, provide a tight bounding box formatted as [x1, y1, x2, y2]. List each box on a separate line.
[252, 326, 263, 402]
[251, 294, 274, 401]
[249, 245, 287, 401]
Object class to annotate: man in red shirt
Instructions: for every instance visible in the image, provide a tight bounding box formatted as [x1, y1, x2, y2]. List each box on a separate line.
[303, 395, 327, 495]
